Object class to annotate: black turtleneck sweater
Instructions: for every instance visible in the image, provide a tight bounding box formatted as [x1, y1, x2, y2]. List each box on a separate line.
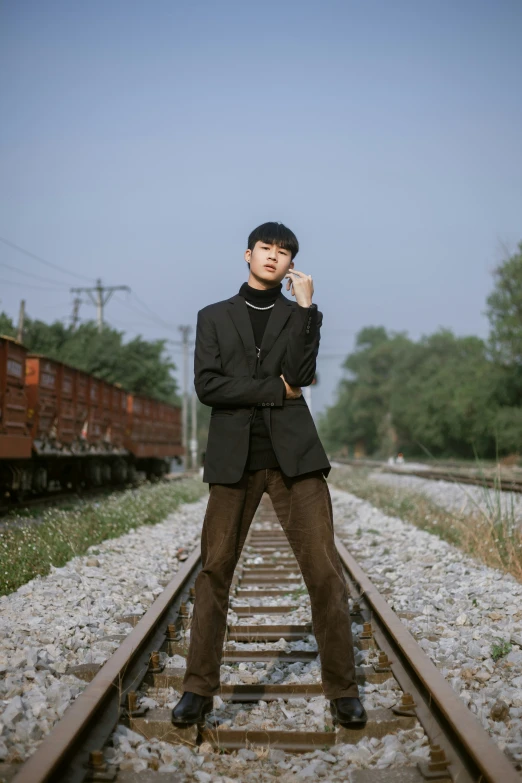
[239, 281, 284, 470]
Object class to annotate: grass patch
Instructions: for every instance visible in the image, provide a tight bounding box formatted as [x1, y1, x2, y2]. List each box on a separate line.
[284, 587, 308, 599]
[491, 638, 512, 661]
[329, 467, 522, 581]
[0, 477, 206, 596]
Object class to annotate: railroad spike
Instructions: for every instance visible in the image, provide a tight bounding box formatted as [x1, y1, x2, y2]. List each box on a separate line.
[125, 688, 147, 718]
[374, 650, 392, 671]
[148, 650, 163, 673]
[360, 622, 373, 639]
[392, 691, 417, 716]
[179, 601, 191, 629]
[85, 749, 117, 781]
[166, 623, 178, 641]
[428, 745, 450, 771]
[87, 751, 106, 770]
[417, 743, 452, 780]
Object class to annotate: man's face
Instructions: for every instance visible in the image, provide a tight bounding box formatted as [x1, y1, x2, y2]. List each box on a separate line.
[244, 241, 294, 286]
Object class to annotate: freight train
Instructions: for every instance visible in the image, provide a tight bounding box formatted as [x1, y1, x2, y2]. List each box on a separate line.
[0, 335, 183, 497]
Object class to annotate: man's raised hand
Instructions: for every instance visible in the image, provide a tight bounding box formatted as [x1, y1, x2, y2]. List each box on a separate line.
[285, 269, 314, 308]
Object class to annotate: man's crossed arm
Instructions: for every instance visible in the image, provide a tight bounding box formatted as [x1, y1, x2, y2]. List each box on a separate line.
[194, 305, 322, 408]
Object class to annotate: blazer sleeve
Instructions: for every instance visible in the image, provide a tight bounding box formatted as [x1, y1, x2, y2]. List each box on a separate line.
[280, 304, 322, 387]
[194, 308, 286, 407]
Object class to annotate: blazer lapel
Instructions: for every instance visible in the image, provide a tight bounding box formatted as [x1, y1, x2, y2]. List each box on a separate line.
[227, 292, 293, 371]
[258, 295, 292, 363]
[227, 295, 257, 374]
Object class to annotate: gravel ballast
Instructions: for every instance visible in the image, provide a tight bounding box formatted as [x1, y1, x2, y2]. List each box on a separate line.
[370, 469, 522, 523]
[0, 497, 207, 764]
[1, 484, 521, 780]
[330, 487, 522, 770]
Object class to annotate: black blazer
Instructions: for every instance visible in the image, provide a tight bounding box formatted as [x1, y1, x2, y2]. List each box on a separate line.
[194, 291, 331, 484]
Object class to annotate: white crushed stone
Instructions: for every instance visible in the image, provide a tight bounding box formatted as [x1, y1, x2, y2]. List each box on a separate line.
[0, 497, 207, 763]
[5, 479, 522, 778]
[330, 486, 522, 766]
[104, 518, 432, 779]
[103, 717, 431, 781]
[220, 659, 322, 686]
[103, 670, 431, 779]
[370, 470, 522, 524]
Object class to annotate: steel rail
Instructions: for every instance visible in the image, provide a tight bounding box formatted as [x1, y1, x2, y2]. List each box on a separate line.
[10, 516, 520, 782]
[12, 546, 202, 783]
[334, 458, 522, 494]
[335, 536, 520, 783]
[386, 467, 522, 493]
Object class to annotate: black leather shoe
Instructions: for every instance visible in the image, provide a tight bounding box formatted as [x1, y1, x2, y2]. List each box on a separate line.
[330, 697, 368, 728]
[171, 691, 213, 727]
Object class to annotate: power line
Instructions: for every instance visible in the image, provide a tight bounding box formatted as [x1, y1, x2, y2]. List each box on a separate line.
[0, 277, 72, 292]
[107, 317, 168, 330]
[39, 301, 80, 310]
[0, 261, 70, 288]
[131, 291, 169, 319]
[114, 293, 181, 333]
[0, 236, 94, 282]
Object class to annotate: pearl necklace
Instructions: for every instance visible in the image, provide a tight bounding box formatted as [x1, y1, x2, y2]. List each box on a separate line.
[245, 301, 275, 311]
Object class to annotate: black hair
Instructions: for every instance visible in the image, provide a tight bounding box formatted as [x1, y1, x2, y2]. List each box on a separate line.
[247, 222, 299, 260]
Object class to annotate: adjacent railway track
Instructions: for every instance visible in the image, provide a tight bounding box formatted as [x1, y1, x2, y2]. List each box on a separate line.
[10, 496, 520, 783]
[334, 458, 522, 494]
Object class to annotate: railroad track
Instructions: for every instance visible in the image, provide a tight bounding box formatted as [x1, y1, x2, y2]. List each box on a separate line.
[9, 496, 520, 783]
[334, 458, 522, 494]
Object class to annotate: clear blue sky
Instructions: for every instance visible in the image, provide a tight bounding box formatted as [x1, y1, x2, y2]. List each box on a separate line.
[1, 0, 521, 413]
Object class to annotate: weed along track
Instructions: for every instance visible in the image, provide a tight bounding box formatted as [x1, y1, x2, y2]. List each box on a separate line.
[11, 497, 520, 783]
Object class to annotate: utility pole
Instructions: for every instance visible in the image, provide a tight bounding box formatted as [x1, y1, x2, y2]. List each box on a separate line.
[179, 325, 192, 470]
[16, 300, 25, 343]
[191, 388, 198, 469]
[168, 329, 196, 470]
[70, 297, 82, 331]
[70, 279, 130, 333]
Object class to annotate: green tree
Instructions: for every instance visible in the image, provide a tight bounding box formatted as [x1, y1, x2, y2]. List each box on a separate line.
[493, 407, 522, 454]
[487, 242, 522, 366]
[0, 312, 15, 337]
[485, 242, 522, 454]
[0, 313, 179, 402]
[390, 331, 501, 457]
[318, 327, 412, 455]
[320, 327, 507, 459]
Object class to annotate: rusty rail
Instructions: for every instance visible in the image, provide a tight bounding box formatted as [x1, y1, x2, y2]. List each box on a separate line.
[11, 501, 521, 783]
[335, 536, 520, 783]
[12, 547, 201, 783]
[334, 457, 522, 494]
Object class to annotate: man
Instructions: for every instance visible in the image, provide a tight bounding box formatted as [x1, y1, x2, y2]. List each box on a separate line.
[171, 222, 366, 729]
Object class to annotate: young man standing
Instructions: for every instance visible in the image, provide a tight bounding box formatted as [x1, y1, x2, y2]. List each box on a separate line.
[171, 222, 366, 729]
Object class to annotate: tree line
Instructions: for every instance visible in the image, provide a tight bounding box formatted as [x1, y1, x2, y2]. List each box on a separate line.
[318, 242, 522, 459]
[0, 314, 179, 403]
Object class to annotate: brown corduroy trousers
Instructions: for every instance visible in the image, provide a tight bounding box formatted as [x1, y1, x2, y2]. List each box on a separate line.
[182, 468, 359, 701]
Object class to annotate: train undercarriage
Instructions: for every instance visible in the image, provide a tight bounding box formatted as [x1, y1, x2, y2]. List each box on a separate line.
[0, 452, 178, 499]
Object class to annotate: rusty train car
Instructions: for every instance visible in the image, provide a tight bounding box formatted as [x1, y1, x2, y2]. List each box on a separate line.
[0, 336, 183, 496]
